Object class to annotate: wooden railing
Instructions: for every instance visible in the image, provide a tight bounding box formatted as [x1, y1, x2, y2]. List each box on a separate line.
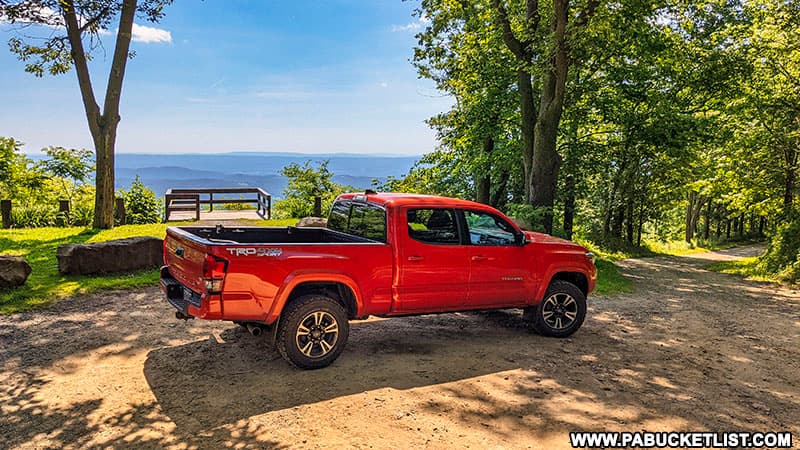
[164, 188, 271, 222]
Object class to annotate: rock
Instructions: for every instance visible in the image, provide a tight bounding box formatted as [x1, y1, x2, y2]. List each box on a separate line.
[0, 255, 32, 289]
[296, 217, 328, 228]
[57, 236, 163, 275]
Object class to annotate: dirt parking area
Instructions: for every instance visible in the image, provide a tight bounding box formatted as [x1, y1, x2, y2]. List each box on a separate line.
[1, 245, 798, 449]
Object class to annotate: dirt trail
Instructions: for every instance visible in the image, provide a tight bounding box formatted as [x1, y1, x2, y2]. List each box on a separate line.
[1, 245, 798, 449]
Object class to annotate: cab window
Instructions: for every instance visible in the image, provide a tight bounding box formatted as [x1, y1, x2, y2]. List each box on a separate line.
[407, 208, 460, 244]
[464, 210, 516, 246]
[349, 202, 387, 242]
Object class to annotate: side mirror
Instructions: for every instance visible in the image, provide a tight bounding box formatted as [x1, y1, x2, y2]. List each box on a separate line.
[515, 232, 527, 246]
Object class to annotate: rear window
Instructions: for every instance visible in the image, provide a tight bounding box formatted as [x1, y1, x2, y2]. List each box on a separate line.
[328, 199, 386, 242]
[407, 208, 460, 244]
[328, 200, 351, 233]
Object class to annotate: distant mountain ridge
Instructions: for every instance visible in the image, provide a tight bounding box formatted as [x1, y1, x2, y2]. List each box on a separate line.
[108, 152, 418, 198]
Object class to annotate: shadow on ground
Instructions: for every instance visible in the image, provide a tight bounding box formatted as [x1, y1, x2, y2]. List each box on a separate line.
[1, 245, 798, 448]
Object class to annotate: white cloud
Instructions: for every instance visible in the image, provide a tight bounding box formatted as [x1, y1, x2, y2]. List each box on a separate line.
[132, 23, 171, 44]
[391, 22, 420, 32]
[390, 16, 429, 32]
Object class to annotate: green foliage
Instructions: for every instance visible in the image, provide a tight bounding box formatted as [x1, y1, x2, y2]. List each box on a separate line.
[118, 176, 161, 224]
[10, 204, 59, 228]
[276, 160, 350, 218]
[220, 196, 257, 211]
[0, 137, 47, 203]
[504, 204, 547, 233]
[758, 218, 800, 283]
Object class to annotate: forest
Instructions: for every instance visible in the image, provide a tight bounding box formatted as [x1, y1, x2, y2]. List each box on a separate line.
[375, 0, 800, 283]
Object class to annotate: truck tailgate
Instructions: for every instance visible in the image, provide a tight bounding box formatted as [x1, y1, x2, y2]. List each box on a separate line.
[163, 228, 208, 294]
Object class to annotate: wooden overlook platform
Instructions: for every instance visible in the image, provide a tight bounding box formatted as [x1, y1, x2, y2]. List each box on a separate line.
[164, 188, 271, 222]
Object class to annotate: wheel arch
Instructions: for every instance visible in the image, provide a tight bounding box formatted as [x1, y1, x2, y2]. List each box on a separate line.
[268, 273, 362, 323]
[536, 268, 589, 301]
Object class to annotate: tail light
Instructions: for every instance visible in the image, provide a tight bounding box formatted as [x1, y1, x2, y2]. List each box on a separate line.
[202, 254, 228, 293]
[163, 239, 168, 265]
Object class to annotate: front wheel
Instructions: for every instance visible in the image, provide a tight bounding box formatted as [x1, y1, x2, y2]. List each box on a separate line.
[276, 295, 350, 369]
[531, 280, 586, 338]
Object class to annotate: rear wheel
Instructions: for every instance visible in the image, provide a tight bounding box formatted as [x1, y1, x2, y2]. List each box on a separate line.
[276, 295, 350, 369]
[531, 280, 586, 338]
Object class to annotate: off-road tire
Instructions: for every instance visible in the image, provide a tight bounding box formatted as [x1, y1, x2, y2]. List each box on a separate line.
[531, 280, 586, 338]
[276, 294, 350, 369]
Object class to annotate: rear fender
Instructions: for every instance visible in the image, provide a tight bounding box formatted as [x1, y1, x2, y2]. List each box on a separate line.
[266, 272, 363, 324]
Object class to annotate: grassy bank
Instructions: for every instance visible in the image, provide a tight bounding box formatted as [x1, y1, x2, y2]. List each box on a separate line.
[579, 237, 767, 296]
[0, 219, 296, 314]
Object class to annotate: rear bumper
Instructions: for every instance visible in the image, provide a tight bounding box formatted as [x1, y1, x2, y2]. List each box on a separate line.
[160, 266, 202, 317]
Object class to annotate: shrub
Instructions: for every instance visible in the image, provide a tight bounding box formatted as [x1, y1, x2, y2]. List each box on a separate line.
[11, 204, 58, 228]
[119, 176, 161, 224]
[758, 217, 800, 283]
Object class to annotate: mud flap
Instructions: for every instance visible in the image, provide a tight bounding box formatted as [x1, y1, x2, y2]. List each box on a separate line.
[269, 316, 280, 347]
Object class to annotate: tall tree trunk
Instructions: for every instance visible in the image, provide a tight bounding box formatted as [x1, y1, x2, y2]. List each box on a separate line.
[475, 137, 494, 205]
[517, 70, 536, 203]
[63, 0, 137, 229]
[685, 191, 705, 243]
[785, 160, 795, 213]
[530, 0, 569, 234]
[625, 200, 634, 244]
[738, 214, 745, 237]
[563, 174, 575, 240]
[491, 170, 510, 209]
[703, 200, 711, 240]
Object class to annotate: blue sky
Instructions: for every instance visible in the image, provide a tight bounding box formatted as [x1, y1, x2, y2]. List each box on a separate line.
[0, 0, 451, 155]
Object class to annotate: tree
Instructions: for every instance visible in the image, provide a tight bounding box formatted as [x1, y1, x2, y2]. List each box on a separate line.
[413, 0, 520, 207]
[1, 0, 173, 228]
[0, 137, 47, 202]
[278, 160, 351, 218]
[41, 146, 94, 204]
[488, 0, 600, 233]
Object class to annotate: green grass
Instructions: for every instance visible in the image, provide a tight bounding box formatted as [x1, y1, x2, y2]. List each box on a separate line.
[706, 257, 780, 283]
[593, 258, 634, 295]
[575, 236, 769, 296]
[0, 218, 297, 314]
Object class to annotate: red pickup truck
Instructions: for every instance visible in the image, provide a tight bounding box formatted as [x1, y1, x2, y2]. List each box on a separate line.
[161, 192, 597, 369]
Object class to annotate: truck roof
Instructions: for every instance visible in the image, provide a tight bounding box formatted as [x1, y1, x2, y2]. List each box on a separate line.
[337, 192, 495, 210]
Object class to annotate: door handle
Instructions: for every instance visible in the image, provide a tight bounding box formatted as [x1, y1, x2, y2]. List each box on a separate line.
[407, 255, 424, 262]
[471, 255, 490, 261]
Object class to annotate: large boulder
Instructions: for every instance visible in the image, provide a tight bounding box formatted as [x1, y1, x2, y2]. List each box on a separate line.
[296, 217, 328, 228]
[0, 255, 32, 289]
[57, 236, 163, 275]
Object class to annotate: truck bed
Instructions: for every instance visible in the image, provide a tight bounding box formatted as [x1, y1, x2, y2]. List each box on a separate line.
[172, 225, 376, 245]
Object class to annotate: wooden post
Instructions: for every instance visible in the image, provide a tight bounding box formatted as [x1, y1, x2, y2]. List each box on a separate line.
[1, 200, 11, 229]
[209, 192, 213, 212]
[115, 197, 126, 225]
[313, 196, 322, 217]
[267, 195, 272, 219]
[58, 199, 70, 226]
